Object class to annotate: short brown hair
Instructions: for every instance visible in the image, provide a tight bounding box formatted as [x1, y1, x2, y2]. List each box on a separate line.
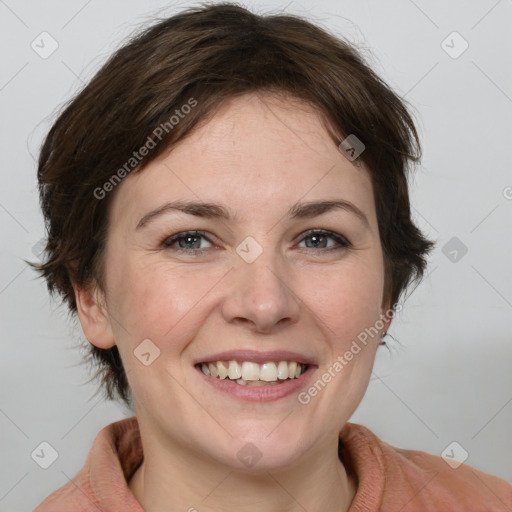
[31, 2, 434, 407]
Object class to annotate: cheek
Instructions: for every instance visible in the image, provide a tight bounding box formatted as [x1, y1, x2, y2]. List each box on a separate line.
[312, 267, 383, 407]
[302, 259, 385, 343]
[107, 257, 213, 343]
[106, 260, 213, 401]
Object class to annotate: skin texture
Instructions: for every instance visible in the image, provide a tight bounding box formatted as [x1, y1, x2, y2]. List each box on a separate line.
[74, 92, 392, 512]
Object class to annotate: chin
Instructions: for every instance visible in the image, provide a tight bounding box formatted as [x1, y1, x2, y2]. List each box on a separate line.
[195, 425, 311, 472]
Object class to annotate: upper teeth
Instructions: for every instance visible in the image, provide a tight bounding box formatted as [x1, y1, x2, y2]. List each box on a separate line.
[200, 361, 305, 381]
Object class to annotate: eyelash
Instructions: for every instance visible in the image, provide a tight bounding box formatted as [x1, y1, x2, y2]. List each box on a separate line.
[161, 229, 351, 253]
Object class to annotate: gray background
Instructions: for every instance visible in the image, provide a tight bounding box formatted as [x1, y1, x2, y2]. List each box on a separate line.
[1, 0, 511, 509]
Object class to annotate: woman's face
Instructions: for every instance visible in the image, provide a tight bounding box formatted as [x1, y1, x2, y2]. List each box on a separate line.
[79, 93, 390, 470]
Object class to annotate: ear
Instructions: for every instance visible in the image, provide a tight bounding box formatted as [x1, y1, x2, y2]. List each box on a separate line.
[73, 280, 116, 349]
[380, 309, 393, 336]
[379, 297, 395, 337]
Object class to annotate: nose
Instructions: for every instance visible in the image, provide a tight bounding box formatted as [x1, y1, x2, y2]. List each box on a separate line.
[220, 245, 301, 334]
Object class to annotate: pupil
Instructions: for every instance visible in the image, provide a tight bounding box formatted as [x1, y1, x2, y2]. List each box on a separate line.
[180, 236, 198, 249]
[308, 235, 325, 248]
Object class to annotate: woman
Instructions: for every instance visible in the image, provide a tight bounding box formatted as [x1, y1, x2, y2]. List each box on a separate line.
[32, 3, 512, 511]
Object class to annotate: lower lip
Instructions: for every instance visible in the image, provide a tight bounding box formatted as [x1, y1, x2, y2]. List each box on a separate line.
[196, 366, 315, 402]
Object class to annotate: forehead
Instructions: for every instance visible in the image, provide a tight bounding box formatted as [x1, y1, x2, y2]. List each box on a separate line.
[110, 93, 375, 227]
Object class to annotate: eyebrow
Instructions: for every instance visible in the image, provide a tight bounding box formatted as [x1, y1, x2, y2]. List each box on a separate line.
[135, 199, 370, 230]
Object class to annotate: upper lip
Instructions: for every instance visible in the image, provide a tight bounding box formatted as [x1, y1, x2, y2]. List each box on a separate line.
[194, 350, 317, 366]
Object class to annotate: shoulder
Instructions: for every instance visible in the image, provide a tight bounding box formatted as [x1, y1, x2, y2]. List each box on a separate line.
[340, 422, 512, 511]
[33, 417, 143, 512]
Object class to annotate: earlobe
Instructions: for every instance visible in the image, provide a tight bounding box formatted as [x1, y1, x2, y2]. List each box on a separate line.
[73, 281, 116, 349]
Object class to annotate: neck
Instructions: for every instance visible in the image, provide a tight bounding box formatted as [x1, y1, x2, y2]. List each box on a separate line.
[128, 433, 357, 512]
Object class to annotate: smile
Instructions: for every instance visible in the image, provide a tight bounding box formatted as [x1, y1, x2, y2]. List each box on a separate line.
[199, 360, 308, 386]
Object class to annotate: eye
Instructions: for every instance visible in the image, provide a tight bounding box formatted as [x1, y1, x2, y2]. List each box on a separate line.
[161, 230, 213, 251]
[160, 229, 351, 254]
[297, 229, 351, 250]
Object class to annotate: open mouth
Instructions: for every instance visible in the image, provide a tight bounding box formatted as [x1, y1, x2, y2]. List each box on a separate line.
[197, 360, 309, 386]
